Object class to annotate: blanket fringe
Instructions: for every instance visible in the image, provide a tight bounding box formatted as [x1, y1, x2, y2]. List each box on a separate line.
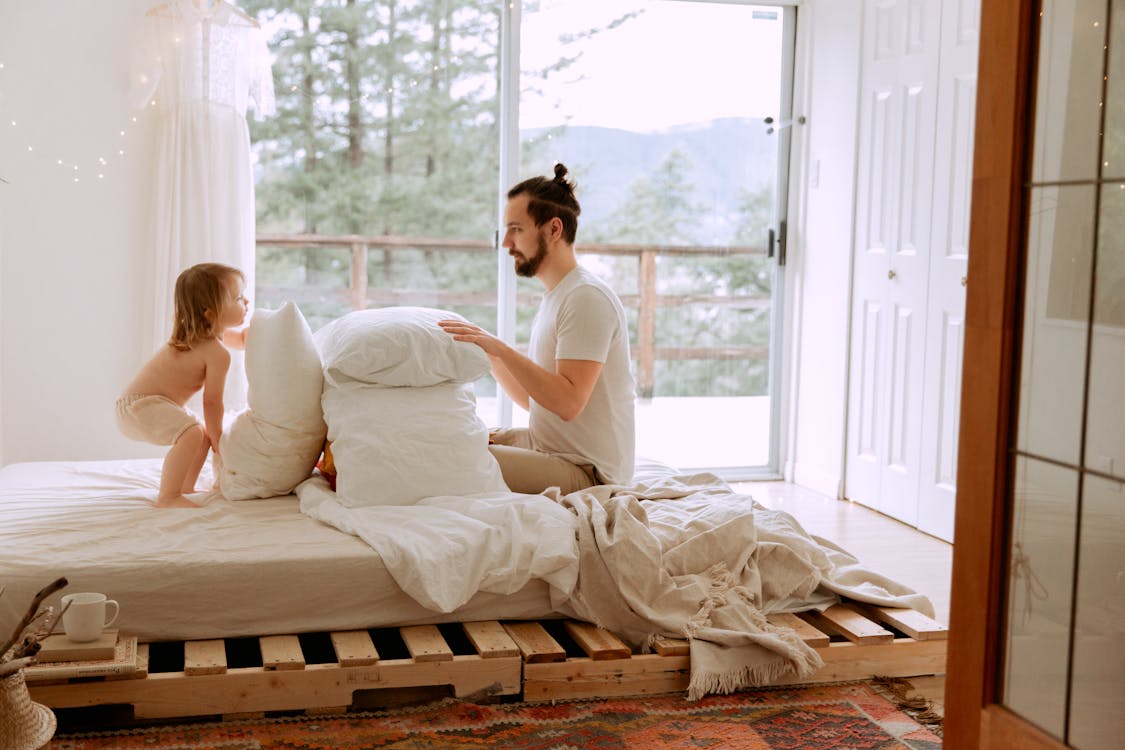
[685, 563, 747, 638]
[871, 675, 944, 736]
[686, 660, 797, 701]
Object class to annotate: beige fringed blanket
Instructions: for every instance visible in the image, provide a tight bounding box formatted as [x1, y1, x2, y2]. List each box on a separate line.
[546, 472, 934, 700]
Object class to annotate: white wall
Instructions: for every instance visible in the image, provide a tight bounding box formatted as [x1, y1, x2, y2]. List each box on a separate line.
[784, 0, 862, 497]
[0, 1, 164, 463]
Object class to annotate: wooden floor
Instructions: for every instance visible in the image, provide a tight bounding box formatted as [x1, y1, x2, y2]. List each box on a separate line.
[731, 480, 952, 714]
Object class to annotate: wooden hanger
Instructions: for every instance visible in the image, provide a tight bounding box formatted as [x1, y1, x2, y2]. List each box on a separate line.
[224, 1, 261, 29]
[146, 1, 260, 29]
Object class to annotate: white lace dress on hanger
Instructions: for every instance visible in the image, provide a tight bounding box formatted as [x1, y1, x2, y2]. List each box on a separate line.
[133, 0, 275, 409]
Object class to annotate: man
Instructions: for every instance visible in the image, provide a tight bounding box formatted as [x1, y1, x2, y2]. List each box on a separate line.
[438, 164, 635, 494]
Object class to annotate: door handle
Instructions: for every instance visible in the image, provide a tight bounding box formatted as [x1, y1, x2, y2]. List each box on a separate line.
[768, 228, 776, 259]
[888, 269, 897, 280]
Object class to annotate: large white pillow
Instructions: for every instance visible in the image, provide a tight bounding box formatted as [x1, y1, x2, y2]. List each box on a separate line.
[219, 302, 327, 500]
[314, 306, 490, 387]
[324, 381, 508, 506]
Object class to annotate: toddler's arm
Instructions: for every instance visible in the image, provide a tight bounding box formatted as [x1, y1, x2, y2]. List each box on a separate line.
[202, 343, 232, 454]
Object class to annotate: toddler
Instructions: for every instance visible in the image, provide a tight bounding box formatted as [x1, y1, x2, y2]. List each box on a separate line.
[116, 262, 248, 507]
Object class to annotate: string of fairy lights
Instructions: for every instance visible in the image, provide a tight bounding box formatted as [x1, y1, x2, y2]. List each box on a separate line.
[0, 59, 159, 186]
[0, 4, 507, 188]
[0, 52, 451, 188]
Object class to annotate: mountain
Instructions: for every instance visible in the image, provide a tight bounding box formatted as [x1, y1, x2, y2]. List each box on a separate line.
[522, 117, 780, 245]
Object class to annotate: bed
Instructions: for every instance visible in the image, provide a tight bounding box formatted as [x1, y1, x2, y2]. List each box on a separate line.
[0, 455, 947, 719]
[1, 304, 946, 719]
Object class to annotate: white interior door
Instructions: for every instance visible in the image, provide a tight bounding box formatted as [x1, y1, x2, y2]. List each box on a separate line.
[846, 0, 942, 526]
[916, 0, 977, 542]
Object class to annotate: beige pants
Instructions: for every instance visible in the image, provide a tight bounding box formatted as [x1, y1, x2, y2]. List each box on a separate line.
[115, 394, 201, 446]
[488, 427, 597, 496]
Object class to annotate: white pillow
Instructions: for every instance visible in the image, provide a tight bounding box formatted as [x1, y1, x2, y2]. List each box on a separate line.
[324, 381, 508, 506]
[314, 306, 490, 387]
[219, 302, 327, 500]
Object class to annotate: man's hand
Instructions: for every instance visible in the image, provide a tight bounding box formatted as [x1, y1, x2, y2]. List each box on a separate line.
[437, 319, 507, 357]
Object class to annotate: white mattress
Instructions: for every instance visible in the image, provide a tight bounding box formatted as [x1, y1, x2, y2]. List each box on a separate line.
[0, 458, 557, 642]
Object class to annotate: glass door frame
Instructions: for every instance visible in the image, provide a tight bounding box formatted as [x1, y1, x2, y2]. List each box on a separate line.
[494, 1, 800, 479]
[944, 1, 1071, 748]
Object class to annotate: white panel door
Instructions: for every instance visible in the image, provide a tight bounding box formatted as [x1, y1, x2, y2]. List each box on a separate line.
[846, 0, 941, 525]
[917, 0, 978, 542]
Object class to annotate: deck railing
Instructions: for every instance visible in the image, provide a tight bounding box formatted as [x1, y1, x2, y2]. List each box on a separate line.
[256, 233, 770, 398]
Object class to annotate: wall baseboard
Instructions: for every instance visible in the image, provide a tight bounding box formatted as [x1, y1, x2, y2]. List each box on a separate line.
[791, 461, 842, 499]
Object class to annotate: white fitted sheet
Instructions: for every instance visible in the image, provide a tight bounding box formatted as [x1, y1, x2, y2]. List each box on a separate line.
[0, 458, 557, 642]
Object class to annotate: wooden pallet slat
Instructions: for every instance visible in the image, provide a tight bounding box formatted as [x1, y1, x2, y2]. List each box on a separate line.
[400, 625, 454, 662]
[502, 621, 567, 663]
[136, 643, 150, 679]
[563, 621, 632, 660]
[767, 612, 831, 648]
[259, 635, 306, 671]
[523, 653, 690, 701]
[803, 604, 894, 644]
[771, 638, 948, 685]
[651, 637, 689, 656]
[859, 605, 949, 641]
[31, 653, 523, 718]
[184, 639, 227, 675]
[462, 621, 520, 658]
[330, 630, 380, 666]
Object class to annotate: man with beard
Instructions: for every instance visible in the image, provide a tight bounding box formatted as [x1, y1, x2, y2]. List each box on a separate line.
[438, 164, 635, 494]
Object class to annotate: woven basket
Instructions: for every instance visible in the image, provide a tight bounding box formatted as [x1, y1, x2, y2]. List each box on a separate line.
[0, 670, 56, 750]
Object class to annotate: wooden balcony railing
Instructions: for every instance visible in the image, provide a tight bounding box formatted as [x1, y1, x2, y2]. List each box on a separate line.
[256, 233, 770, 398]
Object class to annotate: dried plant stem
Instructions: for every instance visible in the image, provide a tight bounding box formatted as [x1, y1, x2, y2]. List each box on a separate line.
[0, 656, 34, 678]
[0, 576, 68, 660]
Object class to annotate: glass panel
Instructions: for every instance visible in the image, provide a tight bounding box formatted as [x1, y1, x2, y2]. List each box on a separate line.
[245, 0, 502, 404]
[1003, 456, 1080, 740]
[1031, 0, 1108, 183]
[518, 0, 786, 470]
[1085, 182, 1125, 477]
[1104, 0, 1125, 179]
[1068, 474, 1125, 749]
[1016, 185, 1094, 465]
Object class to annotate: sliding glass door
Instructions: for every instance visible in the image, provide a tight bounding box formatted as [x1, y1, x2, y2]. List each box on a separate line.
[513, 1, 796, 476]
[248, 0, 796, 477]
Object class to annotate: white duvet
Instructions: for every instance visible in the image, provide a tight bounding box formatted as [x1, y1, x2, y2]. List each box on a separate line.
[295, 467, 934, 698]
[297, 475, 579, 612]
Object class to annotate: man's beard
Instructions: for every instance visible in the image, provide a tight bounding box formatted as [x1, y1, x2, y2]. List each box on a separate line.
[514, 232, 548, 278]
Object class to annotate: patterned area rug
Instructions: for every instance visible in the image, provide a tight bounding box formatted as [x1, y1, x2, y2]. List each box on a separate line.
[51, 682, 941, 749]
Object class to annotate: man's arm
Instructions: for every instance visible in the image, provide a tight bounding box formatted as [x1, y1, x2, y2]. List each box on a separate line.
[489, 355, 531, 411]
[438, 320, 601, 421]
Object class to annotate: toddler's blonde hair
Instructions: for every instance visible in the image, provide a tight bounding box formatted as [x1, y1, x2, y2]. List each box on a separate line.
[169, 262, 244, 351]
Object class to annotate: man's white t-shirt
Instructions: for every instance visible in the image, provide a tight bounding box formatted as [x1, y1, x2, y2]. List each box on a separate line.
[527, 266, 636, 485]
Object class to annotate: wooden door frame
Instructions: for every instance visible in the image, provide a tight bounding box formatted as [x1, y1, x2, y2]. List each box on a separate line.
[943, 1, 1068, 748]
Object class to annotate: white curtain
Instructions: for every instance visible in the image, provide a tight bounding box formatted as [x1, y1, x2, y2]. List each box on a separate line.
[132, 0, 275, 409]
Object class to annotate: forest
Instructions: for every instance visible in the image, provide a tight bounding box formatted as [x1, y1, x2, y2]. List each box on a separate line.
[242, 0, 780, 398]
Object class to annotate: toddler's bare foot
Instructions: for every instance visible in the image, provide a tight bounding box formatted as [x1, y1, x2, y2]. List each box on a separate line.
[154, 494, 201, 508]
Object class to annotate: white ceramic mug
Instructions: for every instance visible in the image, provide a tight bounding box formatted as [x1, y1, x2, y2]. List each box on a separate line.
[60, 592, 120, 642]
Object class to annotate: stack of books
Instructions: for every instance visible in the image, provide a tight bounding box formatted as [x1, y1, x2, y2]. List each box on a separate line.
[23, 629, 142, 682]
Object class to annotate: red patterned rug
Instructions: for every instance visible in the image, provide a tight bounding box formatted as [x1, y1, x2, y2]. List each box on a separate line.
[50, 682, 941, 749]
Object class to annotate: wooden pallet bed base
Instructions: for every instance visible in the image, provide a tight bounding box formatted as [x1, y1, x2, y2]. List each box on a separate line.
[30, 602, 947, 721]
[520, 603, 948, 701]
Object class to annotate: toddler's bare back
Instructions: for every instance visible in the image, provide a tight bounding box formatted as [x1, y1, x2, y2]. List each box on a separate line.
[123, 341, 216, 404]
